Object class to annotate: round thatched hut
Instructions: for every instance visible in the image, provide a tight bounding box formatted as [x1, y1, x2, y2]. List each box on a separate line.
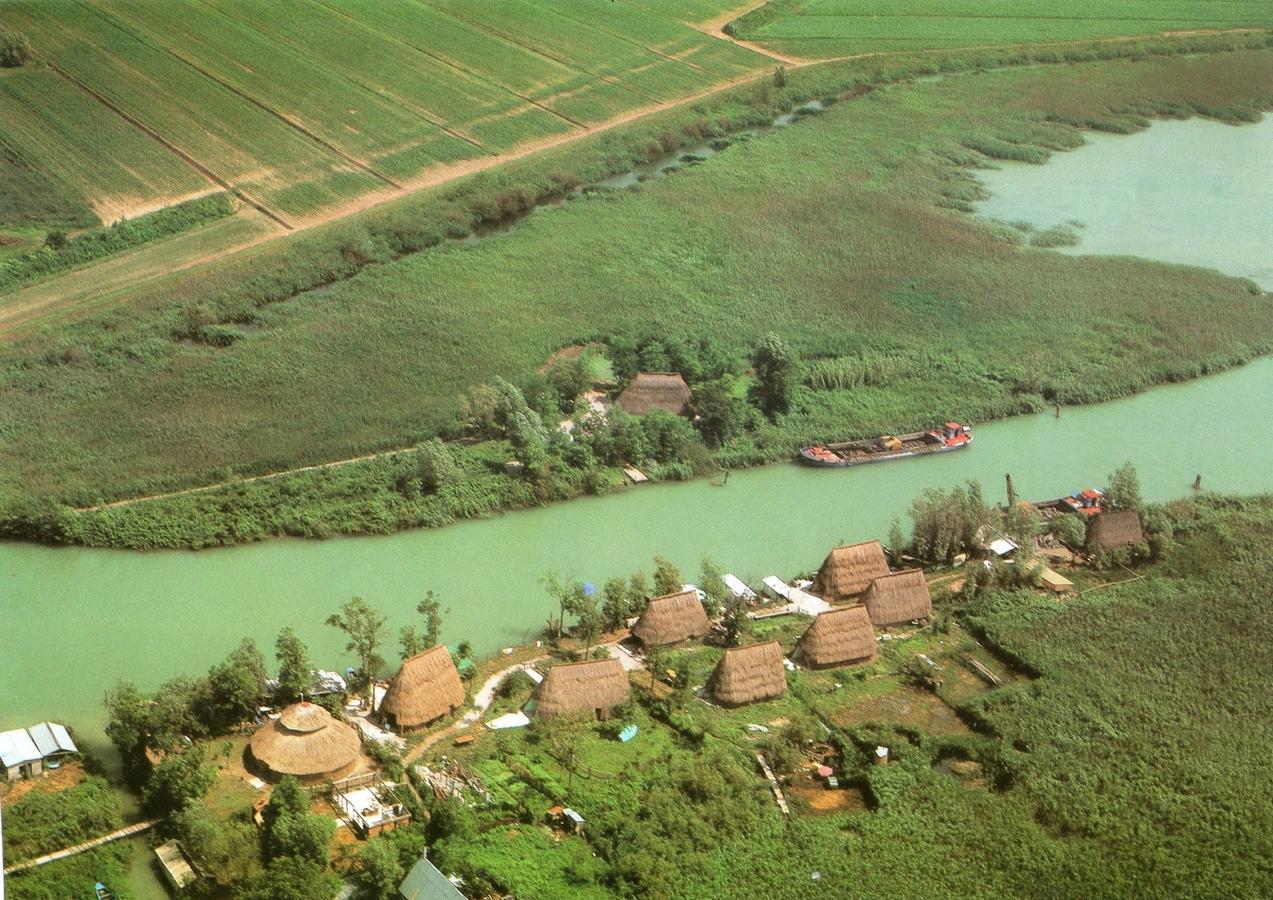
[248, 702, 361, 783]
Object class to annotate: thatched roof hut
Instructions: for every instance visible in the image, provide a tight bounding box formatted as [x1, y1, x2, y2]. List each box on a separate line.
[792, 606, 876, 668]
[1088, 510, 1143, 551]
[534, 658, 630, 720]
[810, 540, 890, 601]
[862, 569, 932, 627]
[708, 641, 787, 707]
[616, 372, 692, 416]
[380, 645, 465, 731]
[248, 702, 360, 783]
[630, 590, 711, 647]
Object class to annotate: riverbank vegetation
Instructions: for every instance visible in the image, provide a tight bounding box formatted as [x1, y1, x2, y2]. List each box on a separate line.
[408, 492, 1273, 897]
[4, 40, 1273, 548]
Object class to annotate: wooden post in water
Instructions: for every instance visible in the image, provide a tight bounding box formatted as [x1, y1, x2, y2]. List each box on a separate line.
[1193, 474, 1202, 491]
[1055, 404, 1061, 418]
[1005, 473, 1017, 507]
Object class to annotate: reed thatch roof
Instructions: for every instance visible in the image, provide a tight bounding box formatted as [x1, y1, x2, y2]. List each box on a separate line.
[811, 540, 890, 601]
[1089, 510, 1144, 551]
[708, 641, 787, 707]
[248, 702, 360, 782]
[616, 372, 692, 416]
[792, 606, 877, 668]
[630, 590, 711, 647]
[380, 645, 465, 730]
[862, 569, 932, 627]
[534, 658, 630, 719]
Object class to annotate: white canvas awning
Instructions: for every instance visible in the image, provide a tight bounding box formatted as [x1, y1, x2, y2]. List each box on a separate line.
[724, 574, 757, 600]
[762, 576, 791, 600]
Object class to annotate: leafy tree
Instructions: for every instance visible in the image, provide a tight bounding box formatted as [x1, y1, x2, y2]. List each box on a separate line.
[459, 383, 501, 437]
[262, 775, 309, 827]
[640, 409, 697, 462]
[1002, 501, 1042, 546]
[201, 638, 267, 732]
[358, 838, 404, 899]
[0, 30, 32, 67]
[1050, 513, 1088, 548]
[143, 747, 214, 818]
[44, 230, 68, 250]
[699, 556, 728, 617]
[887, 516, 907, 566]
[1106, 461, 1143, 511]
[601, 576, 631, 631]
[492, 376, 549, 469]
[172, 806, 256, 887]
[400, 591, 446, 658]
[573, 585, 604, 655]
[721, 595, 753, 647]
[275, 627, 314, 703]
[910, 480, 992, 563]
[627, 571, 651, 613]
[692, 377, 749, 447]
[773, 65, 787, 87]
[150, 675, 209, 749]
[416, 439, 458, 493]
[542, 570, 585, 638]
[749, 332, 796, 419]
[653, 555, 683, 596]
[234, 857, 340, 900]
[104, 680, 155, 767]
[326, 596, 387, 701]
[268, 811, 335, 867]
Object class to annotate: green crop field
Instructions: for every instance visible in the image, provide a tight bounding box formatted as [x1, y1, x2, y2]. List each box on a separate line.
[0, 0, 770, 230]
[1, 44, 1270, 534]
[732, 0, 1273, 57]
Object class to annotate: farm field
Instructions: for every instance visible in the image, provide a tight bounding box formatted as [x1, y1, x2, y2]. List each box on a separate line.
[1, 47, 1270, 521]
[0, 0, 770, 230]
[730, 1, 1273, 57]
[417, 494, 1273, 897]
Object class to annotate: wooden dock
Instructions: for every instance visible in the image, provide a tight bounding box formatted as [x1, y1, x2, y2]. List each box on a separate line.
[2, 819, 155, 875]
[755, 752, 790, 816]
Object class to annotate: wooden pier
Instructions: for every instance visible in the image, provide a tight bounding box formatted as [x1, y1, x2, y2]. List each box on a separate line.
[2, 819, 155, 875]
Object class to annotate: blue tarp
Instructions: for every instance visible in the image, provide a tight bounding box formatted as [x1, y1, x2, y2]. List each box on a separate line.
[618, 724, 638, 743]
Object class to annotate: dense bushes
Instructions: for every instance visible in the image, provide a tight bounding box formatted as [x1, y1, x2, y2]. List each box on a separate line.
[0, 193, 235, 293]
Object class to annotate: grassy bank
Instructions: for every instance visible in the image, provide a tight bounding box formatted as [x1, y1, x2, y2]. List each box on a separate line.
[414, 493, 1273, 897]
[4, 39, 1273, 547]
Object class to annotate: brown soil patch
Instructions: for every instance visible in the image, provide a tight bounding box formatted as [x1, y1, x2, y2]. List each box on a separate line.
[785, 769, 868, 815]
[829, 686, 971, 736]
[0, 760, 86, 806]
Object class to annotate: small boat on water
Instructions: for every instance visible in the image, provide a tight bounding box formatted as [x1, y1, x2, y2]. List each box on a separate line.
[94, 883, 115, 900]
[798, 422, 972, 468]
[1034, 488, 1104, 517]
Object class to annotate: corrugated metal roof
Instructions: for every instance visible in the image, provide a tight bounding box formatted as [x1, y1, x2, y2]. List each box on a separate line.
[399, 855, 465, 900]
[27, 721, 78, 756]
[0, 728, 42, 767]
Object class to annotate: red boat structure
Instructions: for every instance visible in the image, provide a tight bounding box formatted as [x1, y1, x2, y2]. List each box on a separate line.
[798, 422, 972, 468]
[1035, 488, 1105, 517]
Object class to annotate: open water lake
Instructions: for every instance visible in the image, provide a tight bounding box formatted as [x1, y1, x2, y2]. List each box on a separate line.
[976, 115, 1273, 289]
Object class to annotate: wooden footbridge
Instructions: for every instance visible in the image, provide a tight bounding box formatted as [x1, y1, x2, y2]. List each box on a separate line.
[2, 819, 155, 876]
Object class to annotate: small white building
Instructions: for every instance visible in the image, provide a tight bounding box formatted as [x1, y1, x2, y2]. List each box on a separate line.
[0, 721, 78, 780]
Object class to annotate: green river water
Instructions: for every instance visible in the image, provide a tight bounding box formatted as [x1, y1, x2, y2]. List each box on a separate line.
[3, 115, 1272, 897]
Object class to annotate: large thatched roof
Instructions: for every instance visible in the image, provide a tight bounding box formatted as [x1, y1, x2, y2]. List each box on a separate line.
[534, 658, 630, 719]
[630, 590, 711, 647]
[793, 606, 876, 668]
[1089, 510, 1144, 551]
[811, 540, 890, 601]
[380, 645, 465, 730]
[862, 569, 932, 627]
[708, 641, 787, 707]
[248, 702, 360, 781]
[616, 372, 692, 416]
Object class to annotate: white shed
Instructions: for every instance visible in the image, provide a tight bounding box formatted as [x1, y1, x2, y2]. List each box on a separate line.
[0, 728, 44, 780]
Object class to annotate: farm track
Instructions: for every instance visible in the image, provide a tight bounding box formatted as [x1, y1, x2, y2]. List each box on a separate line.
[6, 25, 1265, 342]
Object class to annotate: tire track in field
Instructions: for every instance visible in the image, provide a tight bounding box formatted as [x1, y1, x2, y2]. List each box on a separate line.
[92, 1, 405, 189]
[194, 0, 489, 154]
[418, 3, 667, 109]
[308, 0, 589, 132]
[40, 61, 294, 230]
